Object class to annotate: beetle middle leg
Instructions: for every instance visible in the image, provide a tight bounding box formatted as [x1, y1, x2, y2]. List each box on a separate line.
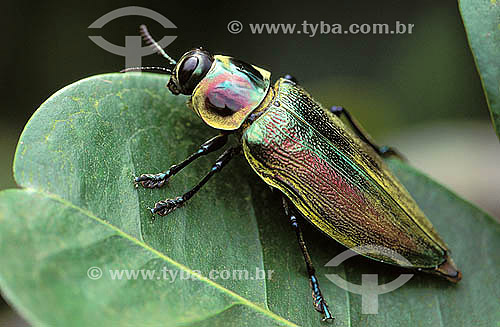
[134, 133, 229, 189]
[329, 106, 406, 160]
[282, 197, 334, 322]
[151, 146, 240, 216]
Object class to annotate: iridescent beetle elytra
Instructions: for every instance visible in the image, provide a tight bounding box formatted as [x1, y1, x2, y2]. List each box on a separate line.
[123, 25, 461, 322]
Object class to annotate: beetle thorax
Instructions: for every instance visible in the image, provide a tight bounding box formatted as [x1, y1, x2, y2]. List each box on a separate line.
[190, 55, 271, 131]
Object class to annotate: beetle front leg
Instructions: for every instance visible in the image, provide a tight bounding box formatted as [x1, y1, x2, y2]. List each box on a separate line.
[134, 133, 229, 189]
[151, 146, 240, 216]
[282, 197, 334, 322]
[329, 106, 406, 160]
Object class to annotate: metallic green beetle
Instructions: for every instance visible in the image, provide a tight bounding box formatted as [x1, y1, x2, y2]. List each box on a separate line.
[128, 25, 461, 322]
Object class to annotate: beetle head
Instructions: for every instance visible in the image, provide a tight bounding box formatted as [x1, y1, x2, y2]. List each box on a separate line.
[167, 49, 214, 95]
[122, 25, 271, 131]
[166, 48, 271, 130]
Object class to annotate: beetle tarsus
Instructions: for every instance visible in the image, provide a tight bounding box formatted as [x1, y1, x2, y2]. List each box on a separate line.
[134, 173, 169, 189]
[321, 306, 334, 322]
[310, 274, 333, 322]
[152, 197, 184, 216]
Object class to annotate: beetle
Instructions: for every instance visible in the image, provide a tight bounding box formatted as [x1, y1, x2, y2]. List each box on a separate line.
[124, 25, 461, 322]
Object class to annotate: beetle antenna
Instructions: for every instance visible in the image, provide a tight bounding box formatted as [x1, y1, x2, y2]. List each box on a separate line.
[140, 24, 177, 65]
[120, 66, 172, 74]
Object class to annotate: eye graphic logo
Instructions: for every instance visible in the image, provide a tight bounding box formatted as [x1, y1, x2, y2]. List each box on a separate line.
[325, 245, 414, 314]
[88, 6, 177, 68]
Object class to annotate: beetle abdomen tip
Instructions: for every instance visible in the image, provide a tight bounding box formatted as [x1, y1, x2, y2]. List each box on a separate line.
[435, 255, 462, 283]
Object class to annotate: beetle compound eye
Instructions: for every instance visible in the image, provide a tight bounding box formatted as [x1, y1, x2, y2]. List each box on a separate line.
[178, 57, 199, 89]
[176, 51, 214, 95]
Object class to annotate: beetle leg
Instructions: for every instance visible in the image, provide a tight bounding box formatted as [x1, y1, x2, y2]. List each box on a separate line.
[151, 146, 240, 216]
[134, 133, 229, 189]
[329, 106, 406, 161]
[283, 198, 334, 322]
[283, 74, 299, 84]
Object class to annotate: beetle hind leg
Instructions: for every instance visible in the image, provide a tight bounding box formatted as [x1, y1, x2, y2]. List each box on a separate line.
[329, 106, 406, 161]
[378, 145, 404, 159]
[283, 197, 334, 322]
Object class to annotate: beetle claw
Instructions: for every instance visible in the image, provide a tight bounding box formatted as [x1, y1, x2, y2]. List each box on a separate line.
[310, 276, 334, 322]
[316, 298, 333, 322]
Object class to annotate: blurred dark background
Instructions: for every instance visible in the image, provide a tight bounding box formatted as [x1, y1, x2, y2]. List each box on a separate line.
[1, 0, 498, 325]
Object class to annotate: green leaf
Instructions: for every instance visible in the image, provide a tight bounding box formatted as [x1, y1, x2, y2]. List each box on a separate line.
[459, 0, 500, 140]
[1, 73, 499, 326]
[0, 189, 293, 327]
